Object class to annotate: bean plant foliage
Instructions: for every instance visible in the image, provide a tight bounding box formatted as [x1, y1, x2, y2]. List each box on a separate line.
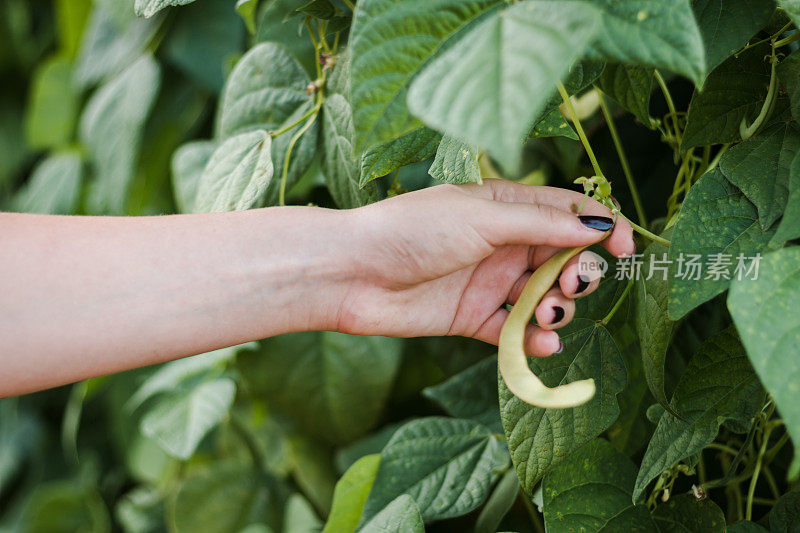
[5, 0, 800, 531]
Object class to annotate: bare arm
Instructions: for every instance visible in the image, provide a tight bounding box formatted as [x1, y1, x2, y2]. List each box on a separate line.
[0, 180, 634, 397]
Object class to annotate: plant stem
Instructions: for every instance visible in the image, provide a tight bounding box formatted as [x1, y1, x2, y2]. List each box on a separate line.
[654, 70, 681, 146]
[740, 46, 777, 141]
[601, 277, 633, 325]
[341, 0, 355, 10]
[557, 82, 603, 178]
[762, 464, 781, 500]
[519, 489, 545, 533]
[746, 423, 774, 520]
[621, 213, 670, 246]
[774, 29, 800, 48]
[597, 89, 648, 227]
[706, 442, 740, 456]
[279, 107, 320, 206]
[271, 106, 318, 138]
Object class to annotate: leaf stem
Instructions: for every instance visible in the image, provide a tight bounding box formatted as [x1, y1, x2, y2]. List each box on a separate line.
[621, 213, 670, 246]
[740, 46, 777, 141]
[271, 106, 318, 138]
[557, 82, 603, 178]
[654, 70, 681, 146]
[278, 106, 320, 206]
[600, 276, 633, 326]
[519, 489, 545, 533]
[597, 89, 647, 227]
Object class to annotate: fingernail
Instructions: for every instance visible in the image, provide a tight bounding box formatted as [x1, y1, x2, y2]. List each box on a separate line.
[576, 276, 591, 294]
[578, 215, 614, 231]
[554, 341, 564, 354]
[551, 306, 565, 324]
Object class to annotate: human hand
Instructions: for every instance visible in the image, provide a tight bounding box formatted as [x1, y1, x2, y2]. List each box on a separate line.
[335, 179, 635, 355]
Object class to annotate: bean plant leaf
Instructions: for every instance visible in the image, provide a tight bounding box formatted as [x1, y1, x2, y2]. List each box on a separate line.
[652, 494, 726, 532]
[778, 49, 800, 123]
[769, 492, 800, 531]
[422, 356, 502, 433]
[692, 0, 775, 74]
[729, 247, 800, 479]
[719, 122, 800, 230]
[542, 439, 656, 532]
[216, 42, 318, 204]
[24, 56, 80, 149]
[500, 319, 626, 495]
[428, 135, 481, 184]
[635, 234, 677, 415]
[359, 127, 441, 187]
[321, 94, 380, 208]
[779, 0, 800, 26]
[727, 521, 768, 533]
[360, 417, 509, 523]
[322, 454, 381, 533]
[581, 0, 706, 86]
[169, 462, 283, 531]
[238, 332, 402, 445]
[474, 469, 519, 533]
[360, 494, 424, 533]
[171, 140, 218, 213]
[682, 45, 772, 150]
[667, 168, 776, 320]
[407, 0, 602, 170]
[135, 0, 194, 17]
[348, 0, 500, 150]
[13, 151, 82, 215]
[256, 0, 318, 76]
[528, 108, 578, 140]
[633, 327, 764, 500]
[193, 130, 273, 213]
[598, 64, 654, 128]
[55, 0, 93, 60]
[140, 377, 236, 460]
[80, 54, 161, 214]
[74, 7, 162, 88]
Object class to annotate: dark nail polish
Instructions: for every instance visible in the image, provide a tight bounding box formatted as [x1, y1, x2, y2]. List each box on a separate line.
[551, 306, 565, 324]
[578, 215, 614, 231]
[554, 341, 564, 354]
[576, 276, 591, 294]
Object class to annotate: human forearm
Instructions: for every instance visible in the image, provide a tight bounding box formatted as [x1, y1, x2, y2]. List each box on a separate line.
[0, 207, 357, 396]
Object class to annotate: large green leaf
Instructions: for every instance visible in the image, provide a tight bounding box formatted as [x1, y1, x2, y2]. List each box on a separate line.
[171, 140, 218, 214]
[528, 107, 578, 140]
[12, 150, 82, 215]
[163, 0, 245, 93]
[598, 64, 654, 128]
[770, 492, 800, 531]
[169, 462, 283, 532]
[24, 55, 79, 149]
[542, 439, 656, 532]
[135, 0, 194, 17]
[238, 332, 402, 445]
[580, 0, 705, 85]
[349, 0, 499, 150]
[719, 122, 800, 229]
[192, 130, 273, 213]
[422, 356, 501, 433]
[74, 6, 161, 88]
[428, 134, 481, 184]
[359, 127, 440, 187]
[729, 247, 800, 478]
[692, 0, 775, 74]
[500, 319, 625, 494]
[80, 54, 161, 214]
[772, 155, 800, 245]
[778, 49, 800, 123]
[635, 234, 676, 414]
[667, 169, 776, 320]
[779, 0, 800, 26]
[360, 495, 424, 533]
[682, 45, 772, 150]
[321, 93, 380, 208]
[360, 417, 509, 523]
[323, 454, 381, 533]
[652, 494, 726, 532]
[633, 327, 763, 500]
[216, 42, 318, 203]
[407, 0, 601, 169]
[140, 377, 236, 460]
[256, 0, 318, 76]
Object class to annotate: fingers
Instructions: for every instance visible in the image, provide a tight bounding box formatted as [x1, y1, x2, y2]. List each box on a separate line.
[472, 307, 562, 356]
[461, 180, 636, 258]
[534, 287, 574, 330]
[560, 250, 604, 298]
[476, 200, 616, 250]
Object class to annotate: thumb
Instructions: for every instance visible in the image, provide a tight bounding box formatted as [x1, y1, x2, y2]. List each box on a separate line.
[476, 200, 614, 248]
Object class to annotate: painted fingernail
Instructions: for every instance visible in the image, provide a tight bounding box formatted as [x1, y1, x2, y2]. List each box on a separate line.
[551, 306, 565, 324]
[554, 341, 564, 354]
[578, 215, 614, 231]
[576, 276, 591, 294]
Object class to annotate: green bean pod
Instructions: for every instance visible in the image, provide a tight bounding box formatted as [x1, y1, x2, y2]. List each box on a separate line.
[498, 246, 596, 408]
